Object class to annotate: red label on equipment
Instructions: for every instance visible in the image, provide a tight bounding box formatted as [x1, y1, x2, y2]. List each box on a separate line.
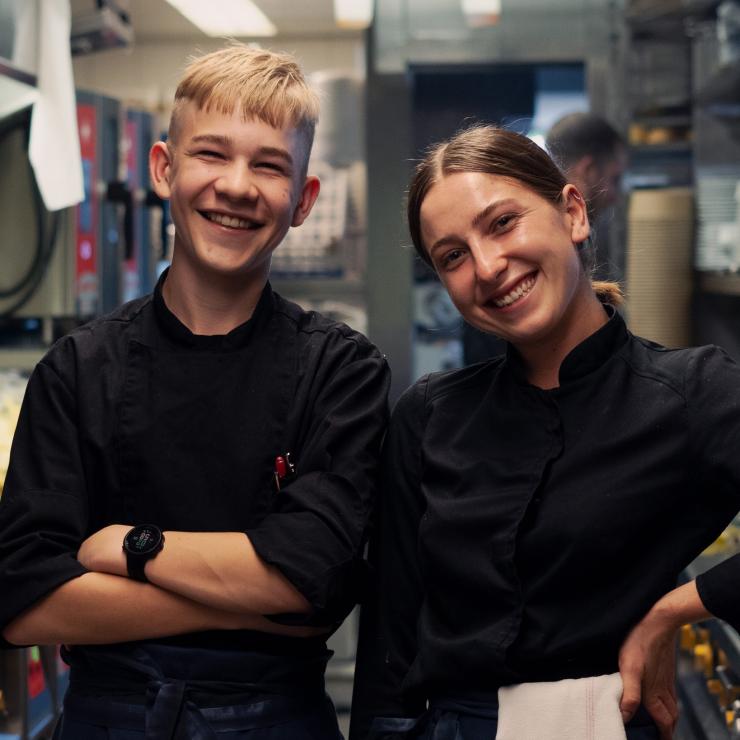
[27, 646, 45, 699]
[76, 103, 99, 315]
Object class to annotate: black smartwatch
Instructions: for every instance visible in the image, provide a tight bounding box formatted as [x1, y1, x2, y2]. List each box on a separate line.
[122, 524, 164, 582]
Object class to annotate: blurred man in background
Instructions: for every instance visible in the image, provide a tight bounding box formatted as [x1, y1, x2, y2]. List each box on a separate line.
[545, 111, 627, 221]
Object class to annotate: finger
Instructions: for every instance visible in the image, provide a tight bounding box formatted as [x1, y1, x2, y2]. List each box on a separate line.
[663, 691, 679, 722]
[645, 698, 675, 740]
[619, 669, 642, 723]
[655, 686, 679, 728]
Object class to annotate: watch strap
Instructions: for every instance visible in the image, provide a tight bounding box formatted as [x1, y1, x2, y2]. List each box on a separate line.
[126, 556, 149, 582]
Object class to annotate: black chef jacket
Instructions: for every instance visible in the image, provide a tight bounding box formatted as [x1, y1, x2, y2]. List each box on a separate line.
[0, 270, 390, 653]
[350, 306, 740, 739]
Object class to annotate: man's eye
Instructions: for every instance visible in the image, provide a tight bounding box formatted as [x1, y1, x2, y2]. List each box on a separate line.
[197, 149, 223, 159]
[258, 161, 285, 173]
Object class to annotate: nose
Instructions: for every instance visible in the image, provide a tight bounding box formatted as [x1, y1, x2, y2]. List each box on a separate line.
[470, 240, 507, 285]
[214, 161, 258, 202]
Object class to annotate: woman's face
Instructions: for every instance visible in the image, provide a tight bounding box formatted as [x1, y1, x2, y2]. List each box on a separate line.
[420, 172, 593, 350]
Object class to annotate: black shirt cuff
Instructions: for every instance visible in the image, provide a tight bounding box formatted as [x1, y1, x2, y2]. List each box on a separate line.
[696, 553, 740, 630]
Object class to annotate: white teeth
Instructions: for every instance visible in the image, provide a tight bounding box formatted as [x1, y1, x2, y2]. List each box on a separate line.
[493, 276, 535, 308]
[205, 212, 253, 229]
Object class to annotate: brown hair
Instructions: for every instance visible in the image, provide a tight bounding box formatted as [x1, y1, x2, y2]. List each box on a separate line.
[407, 125, 623, 306]
[168, 44, 320, 171]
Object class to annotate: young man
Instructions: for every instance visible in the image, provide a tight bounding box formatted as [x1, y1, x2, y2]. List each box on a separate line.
[0, 45, 389, 739]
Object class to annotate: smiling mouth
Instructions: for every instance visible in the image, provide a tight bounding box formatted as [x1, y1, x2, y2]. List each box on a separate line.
[201, 211, 262, 230]
[492, 274, 537, 308]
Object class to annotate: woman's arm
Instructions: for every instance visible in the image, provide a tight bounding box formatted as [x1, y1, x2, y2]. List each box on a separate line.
[2, 571, 323, 647]
[618, 580, 711, 740]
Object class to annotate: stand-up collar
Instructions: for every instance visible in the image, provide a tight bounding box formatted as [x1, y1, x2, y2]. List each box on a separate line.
[152, 268, 274, 350]
[505, 304, 629, 386]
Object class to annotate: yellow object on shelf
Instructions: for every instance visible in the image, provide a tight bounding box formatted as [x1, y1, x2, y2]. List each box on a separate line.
[680, 624, 697, 652]
[694, 643, 714, 678]
[707, 678, 726, 705]
[695, 626, 711, 644]
[702, 525, 740, 556]
[0, 370, 28, 496]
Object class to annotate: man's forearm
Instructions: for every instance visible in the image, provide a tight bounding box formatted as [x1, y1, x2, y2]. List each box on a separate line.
[77, 526, 312, 618]
[2, 571, 314, 647]
[145, 531, 312, 616]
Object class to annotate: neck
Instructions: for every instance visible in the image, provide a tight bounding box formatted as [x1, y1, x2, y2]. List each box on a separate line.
[162, 254, 267, 336]
[517, 285, 608, 390]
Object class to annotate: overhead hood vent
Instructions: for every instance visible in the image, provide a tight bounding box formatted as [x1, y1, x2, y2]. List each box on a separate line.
[71, 1, 133, 56]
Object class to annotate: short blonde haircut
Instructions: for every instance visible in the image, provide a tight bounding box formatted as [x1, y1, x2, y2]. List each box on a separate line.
[168, 44, 320, 166]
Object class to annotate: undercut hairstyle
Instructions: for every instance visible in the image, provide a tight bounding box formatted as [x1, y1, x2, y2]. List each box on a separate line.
[407, 124, 623, 306]
[168, 44, 320, 170]
[545, 112, 625, 171]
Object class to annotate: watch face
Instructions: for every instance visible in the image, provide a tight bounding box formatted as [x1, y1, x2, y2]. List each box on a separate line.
[125, 525, 162, 555]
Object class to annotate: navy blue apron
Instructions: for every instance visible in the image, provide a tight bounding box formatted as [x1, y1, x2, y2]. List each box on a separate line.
[53, 643, 343, 740]
[368, 697, 659, 740]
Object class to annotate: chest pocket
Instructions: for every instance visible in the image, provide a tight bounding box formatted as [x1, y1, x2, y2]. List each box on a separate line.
[116, 335, 295, 531]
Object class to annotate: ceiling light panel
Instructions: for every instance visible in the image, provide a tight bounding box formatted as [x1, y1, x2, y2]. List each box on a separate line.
[461, 0, 502, 26]
[164, 0, 276, 37]
[334, 0, 373, 29]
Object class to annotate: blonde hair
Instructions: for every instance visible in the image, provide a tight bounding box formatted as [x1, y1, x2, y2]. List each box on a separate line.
[168, 44, 320, 166]
[407, 125, 624, 307]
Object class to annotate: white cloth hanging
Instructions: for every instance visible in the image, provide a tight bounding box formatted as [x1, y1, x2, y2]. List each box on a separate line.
[29, 0, 84, 211]
[496, 672, 627, 740]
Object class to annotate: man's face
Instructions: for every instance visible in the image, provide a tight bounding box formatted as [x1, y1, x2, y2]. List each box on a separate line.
[150, 101, 318, 284]
[583, 147, 627, 217]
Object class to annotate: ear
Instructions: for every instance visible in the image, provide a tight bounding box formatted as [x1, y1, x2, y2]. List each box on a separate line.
[149, 141, 173, 200]
[561, 183, 590, 244]
[291, 175, 320, 227]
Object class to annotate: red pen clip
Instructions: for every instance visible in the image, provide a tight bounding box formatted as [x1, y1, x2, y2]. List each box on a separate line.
[273, 452, 296, 492]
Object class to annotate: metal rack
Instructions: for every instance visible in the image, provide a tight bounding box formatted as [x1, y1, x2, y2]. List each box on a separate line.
[0, 646, 66, 740]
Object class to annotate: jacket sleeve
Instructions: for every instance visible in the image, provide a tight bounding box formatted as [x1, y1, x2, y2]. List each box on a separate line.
[0, 350, 89, 648]
[349, 379, 429, 740]
[687, 346, 740, 629]
[246, 330, 390, 626]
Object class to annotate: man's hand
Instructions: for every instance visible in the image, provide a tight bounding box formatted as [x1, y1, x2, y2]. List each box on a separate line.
[618, 609, 679, 740]
[77, 524, 130, 577]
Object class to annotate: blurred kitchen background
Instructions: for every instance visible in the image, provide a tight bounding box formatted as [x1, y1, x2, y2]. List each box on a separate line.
[1, 0, 740, 737]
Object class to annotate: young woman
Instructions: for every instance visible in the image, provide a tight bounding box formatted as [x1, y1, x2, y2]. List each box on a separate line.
[350, 125, 740, 740]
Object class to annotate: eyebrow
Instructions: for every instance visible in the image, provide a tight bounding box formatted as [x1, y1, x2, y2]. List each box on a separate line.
[471, 198, 518, 228]
[428, 198, 519, 256]
[190, 134, 232, 147]
[257, 146, 294, 166]
[429, 235, 466, 258]
[188, 136, 294, 166]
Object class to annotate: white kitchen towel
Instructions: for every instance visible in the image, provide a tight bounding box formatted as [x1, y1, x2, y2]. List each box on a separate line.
[29, 0, 84, 211]
[496, 673, 627, 740]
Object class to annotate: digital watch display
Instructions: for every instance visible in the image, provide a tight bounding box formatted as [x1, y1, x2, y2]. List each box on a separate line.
[122, 524, 164, 582]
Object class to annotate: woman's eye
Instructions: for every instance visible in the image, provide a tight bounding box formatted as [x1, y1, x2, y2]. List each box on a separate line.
[440, 249, 464, 268]
[493, 214, 516, 231]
